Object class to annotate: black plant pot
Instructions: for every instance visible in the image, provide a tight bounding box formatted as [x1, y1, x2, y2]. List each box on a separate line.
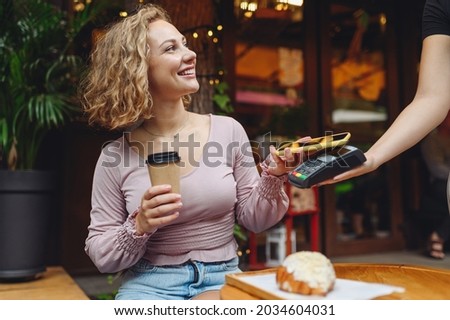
[0, 170, 54, 281]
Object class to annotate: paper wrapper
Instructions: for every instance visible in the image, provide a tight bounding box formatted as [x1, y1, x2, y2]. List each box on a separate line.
[234, 273, 405, 300]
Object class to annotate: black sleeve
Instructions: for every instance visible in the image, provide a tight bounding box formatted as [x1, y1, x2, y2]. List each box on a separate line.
[422, 0, 450, 39]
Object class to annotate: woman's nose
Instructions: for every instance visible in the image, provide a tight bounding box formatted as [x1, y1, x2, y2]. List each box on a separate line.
[183, 47, 196, 61]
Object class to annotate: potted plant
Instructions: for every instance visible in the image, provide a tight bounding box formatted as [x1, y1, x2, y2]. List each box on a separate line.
[0, 0, 99, 280]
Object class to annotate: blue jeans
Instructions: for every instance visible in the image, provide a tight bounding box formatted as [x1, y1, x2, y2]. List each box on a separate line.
[115, 257, 241, 300]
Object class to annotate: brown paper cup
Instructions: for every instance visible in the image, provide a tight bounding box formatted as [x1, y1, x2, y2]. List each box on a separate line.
[146, 152, 181, 193]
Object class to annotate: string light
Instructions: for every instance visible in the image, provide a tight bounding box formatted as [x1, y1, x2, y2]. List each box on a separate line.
[379, 13, 387, 33]
[247, 2, 258, 12]
[182, 23, 225, 83]
[73, 0, 85, 12]
[379, 13, 387, 25]
[73, 0, 94, 12]
[240, 1, 249, 11]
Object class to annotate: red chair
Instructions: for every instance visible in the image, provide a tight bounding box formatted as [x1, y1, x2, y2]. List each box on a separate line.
[284, 184, 320, 253]
[248, 184, 320, 269]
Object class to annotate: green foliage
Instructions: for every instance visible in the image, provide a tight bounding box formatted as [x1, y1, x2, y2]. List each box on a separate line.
[213, 82, 234, 115]
[0, 0, 100, 170]
[233, 224, 248, 242]
[91, 274, 118, 300]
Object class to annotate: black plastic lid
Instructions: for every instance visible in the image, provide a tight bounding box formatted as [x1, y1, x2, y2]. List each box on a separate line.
[146, 151, 181, 165]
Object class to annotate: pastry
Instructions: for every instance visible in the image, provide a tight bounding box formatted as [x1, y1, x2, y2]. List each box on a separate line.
[276, 251, 336, 296]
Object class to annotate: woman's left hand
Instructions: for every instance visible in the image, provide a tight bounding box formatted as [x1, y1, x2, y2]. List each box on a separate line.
[266, 136, 311, 176]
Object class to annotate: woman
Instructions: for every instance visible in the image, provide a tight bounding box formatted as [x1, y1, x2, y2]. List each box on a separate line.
[326, 0, 450, 258]
[80, 4, 300, 300]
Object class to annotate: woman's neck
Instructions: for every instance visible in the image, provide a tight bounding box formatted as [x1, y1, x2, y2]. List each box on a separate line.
[142, 106, 190, 138]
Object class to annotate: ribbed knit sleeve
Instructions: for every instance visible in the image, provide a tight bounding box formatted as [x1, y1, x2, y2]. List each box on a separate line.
[84, 142, 152, 273]
[228, 118, 289, 233]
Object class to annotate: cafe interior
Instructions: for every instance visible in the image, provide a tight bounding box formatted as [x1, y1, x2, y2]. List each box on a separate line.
[1, 0, 449, 300]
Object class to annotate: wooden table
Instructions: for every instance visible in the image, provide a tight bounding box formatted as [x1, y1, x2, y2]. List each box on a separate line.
[0, 266, 90, 300]
[221, 263, 450, 300]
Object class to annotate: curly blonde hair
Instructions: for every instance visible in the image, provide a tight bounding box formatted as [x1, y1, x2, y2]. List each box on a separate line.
[80, 4, 190, 130]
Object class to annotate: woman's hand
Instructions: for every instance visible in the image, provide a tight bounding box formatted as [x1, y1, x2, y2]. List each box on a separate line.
[317, 152, 378, 186]
[135, 184, 182, 235]
[266, 136, 311, 176]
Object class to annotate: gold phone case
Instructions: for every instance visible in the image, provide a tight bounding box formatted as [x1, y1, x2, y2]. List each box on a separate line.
[276, 132, 351, 156]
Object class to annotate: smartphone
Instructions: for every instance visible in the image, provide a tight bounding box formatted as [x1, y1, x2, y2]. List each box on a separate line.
[276, 132, 351, 156]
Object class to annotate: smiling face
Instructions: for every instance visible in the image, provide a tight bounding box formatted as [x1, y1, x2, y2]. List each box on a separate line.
[146, 19, 199, 102]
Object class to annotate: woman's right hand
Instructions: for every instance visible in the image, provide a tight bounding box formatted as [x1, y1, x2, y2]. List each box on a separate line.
[317, 152, 379, 186]
[135, 184, 182, 235]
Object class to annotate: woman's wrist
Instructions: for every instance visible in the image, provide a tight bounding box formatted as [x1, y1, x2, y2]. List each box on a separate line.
[260, 158, 288, 180]
[129, 208, 157, 237]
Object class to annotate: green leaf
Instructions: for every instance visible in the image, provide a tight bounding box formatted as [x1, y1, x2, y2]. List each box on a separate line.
[9, 53, 24, 85]
[213, 94, 230, 109]
[213, 81, 234, 114]
[0, 118, 8, 147]
[233, 224, 248, 241]
[215, 81, 229, 94]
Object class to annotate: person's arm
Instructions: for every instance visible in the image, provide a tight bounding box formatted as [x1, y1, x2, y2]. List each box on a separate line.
[226, 119, 289, 233]
[85, 146, 151, 273]
[330, 34, 450, 183]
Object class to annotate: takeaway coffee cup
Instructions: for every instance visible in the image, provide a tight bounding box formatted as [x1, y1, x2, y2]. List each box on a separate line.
[146, 151, 181, 193]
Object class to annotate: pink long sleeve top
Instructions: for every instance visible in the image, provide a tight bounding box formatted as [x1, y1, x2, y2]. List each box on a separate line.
[85, 115, 289, 273]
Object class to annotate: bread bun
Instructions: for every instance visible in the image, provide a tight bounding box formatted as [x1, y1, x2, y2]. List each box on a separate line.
[276, 251, 336, 296]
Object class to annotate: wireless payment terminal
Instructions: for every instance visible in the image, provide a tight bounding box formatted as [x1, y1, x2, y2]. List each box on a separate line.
[288, 145, 366, 188]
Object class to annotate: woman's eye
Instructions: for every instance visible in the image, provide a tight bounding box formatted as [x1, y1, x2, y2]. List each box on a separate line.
[165, 45, 175, 52]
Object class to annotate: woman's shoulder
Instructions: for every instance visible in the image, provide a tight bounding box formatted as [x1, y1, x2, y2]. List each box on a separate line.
[209, 114, 250, 145]
[210, 114, 243, 129]
[95, 134, 143, 176]
[96, 135, 131, 165]
[100, 135, 126, 151]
